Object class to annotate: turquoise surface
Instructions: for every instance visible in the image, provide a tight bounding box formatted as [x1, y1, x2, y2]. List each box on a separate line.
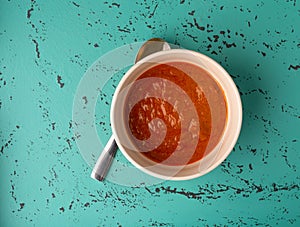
[1, 0, 299, 226]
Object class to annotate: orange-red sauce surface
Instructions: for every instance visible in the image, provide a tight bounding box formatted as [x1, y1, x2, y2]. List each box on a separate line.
[125, 62, 227, 166]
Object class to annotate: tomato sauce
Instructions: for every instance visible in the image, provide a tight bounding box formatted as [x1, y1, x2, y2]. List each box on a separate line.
[124, 62, 227, 166]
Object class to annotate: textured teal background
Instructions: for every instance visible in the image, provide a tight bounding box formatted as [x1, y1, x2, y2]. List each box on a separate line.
[1, 0, 299, 226]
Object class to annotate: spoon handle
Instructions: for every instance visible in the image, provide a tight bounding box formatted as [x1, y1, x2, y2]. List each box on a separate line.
[90, 135, 118, 181]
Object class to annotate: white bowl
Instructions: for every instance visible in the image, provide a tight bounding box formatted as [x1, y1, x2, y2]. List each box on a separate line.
[111, 49, 242, 180]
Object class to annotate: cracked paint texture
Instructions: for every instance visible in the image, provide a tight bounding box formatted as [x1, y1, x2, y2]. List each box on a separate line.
[0, 0, 299, 226]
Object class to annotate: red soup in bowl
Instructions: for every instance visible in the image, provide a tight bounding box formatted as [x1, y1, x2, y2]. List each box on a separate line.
[124, 61, 227, 166]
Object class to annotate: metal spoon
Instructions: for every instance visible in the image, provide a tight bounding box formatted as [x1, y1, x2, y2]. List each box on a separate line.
[91, 38, 171, 182]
